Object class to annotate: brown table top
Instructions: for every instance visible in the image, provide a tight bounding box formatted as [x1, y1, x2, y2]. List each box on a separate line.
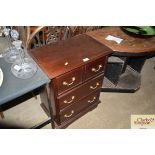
[29, 34, 112, 79]
[86, 27, 155, 56]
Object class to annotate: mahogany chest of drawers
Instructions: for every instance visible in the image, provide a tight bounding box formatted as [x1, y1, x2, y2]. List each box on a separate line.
[30, 34, 112, 128]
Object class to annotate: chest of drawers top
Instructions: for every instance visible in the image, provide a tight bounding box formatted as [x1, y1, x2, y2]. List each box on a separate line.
[30, 34, 112, 79]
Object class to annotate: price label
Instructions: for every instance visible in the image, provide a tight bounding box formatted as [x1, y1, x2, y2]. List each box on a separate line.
[83, 58, 89, 62]
[14, 65, 21, 71]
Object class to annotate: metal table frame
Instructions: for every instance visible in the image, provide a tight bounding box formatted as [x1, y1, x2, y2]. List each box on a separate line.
[0, 85, 53, 129]
[102, 51, 155, 93]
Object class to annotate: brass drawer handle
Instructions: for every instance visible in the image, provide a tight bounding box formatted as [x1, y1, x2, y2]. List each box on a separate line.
[64, 110, 74, 118]
[92, 65, 102, 72]
[90, 82, 100, 90]
[63, 77, 76, 86]
[88, 96, 96, 103]
[64, 96, 75, 104]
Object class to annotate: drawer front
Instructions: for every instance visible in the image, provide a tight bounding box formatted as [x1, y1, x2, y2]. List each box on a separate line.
[57, 74, 104, 110]
[56, 67, 83, 95]
[58, 91, 100, 123]
[84, 56, 107, 81]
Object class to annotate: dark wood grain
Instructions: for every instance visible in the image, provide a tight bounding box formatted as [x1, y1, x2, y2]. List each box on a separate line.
[54, 102, 99, 129]
[29, 34, 112, 79]
[58, 91, 100, 123]
[57, 74, 104, 111]
[30, 34, 110, 128]
[84, 56, 107, 81]
[56, 67, 83, 95]
[86, 27, 155, 54]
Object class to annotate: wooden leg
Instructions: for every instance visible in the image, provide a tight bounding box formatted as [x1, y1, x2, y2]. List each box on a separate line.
[32, 91, 37, 100]
[0, 112, 4, 119]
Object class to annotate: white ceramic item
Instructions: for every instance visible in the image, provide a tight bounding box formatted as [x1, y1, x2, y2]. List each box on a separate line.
[0, 67, 3, 87]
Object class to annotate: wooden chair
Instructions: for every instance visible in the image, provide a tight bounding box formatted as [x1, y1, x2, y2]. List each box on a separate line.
[25, 26, 103, 49]
[26, 26, 72, 49]
[71, 26, 102, 36]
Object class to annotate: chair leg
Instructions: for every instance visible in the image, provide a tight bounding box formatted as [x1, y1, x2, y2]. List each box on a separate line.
[0, 112, 4, 119]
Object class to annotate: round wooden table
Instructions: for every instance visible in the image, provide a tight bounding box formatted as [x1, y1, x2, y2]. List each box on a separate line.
[87, 27, 155, 92]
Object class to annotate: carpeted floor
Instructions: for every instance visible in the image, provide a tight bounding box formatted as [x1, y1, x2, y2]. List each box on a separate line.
[1, 57, 155, 129]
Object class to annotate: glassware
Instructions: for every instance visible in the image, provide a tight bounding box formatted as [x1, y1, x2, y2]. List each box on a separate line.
[10, 29, 19, 41]
[2, 28, 21, 63]
[0, 26, 4, 37]
[4, 46, 21, 63]
[11, 40, 38, 79]
[0, 28, 11, 57]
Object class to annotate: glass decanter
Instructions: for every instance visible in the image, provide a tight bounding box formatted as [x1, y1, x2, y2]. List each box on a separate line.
[11, 40, 38, 79]
[3, 27, 21, 63]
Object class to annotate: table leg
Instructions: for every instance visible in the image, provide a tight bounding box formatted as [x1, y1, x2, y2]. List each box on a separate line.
[0, 112, 4, 119]
[47, 98, 55, 129]
[121, 57, 129, 74]
[102, 56, 146, 93]
[127, 57, 146, 73]
[32, 91, 37, 99]
[40, 85, 55, 129]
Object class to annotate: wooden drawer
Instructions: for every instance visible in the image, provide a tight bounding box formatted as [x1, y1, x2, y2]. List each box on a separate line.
[57, 91, 100, 124]
[56, 67, 83, 95]
[84, 56, 107, 81]
[57, 74, 104, 110]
